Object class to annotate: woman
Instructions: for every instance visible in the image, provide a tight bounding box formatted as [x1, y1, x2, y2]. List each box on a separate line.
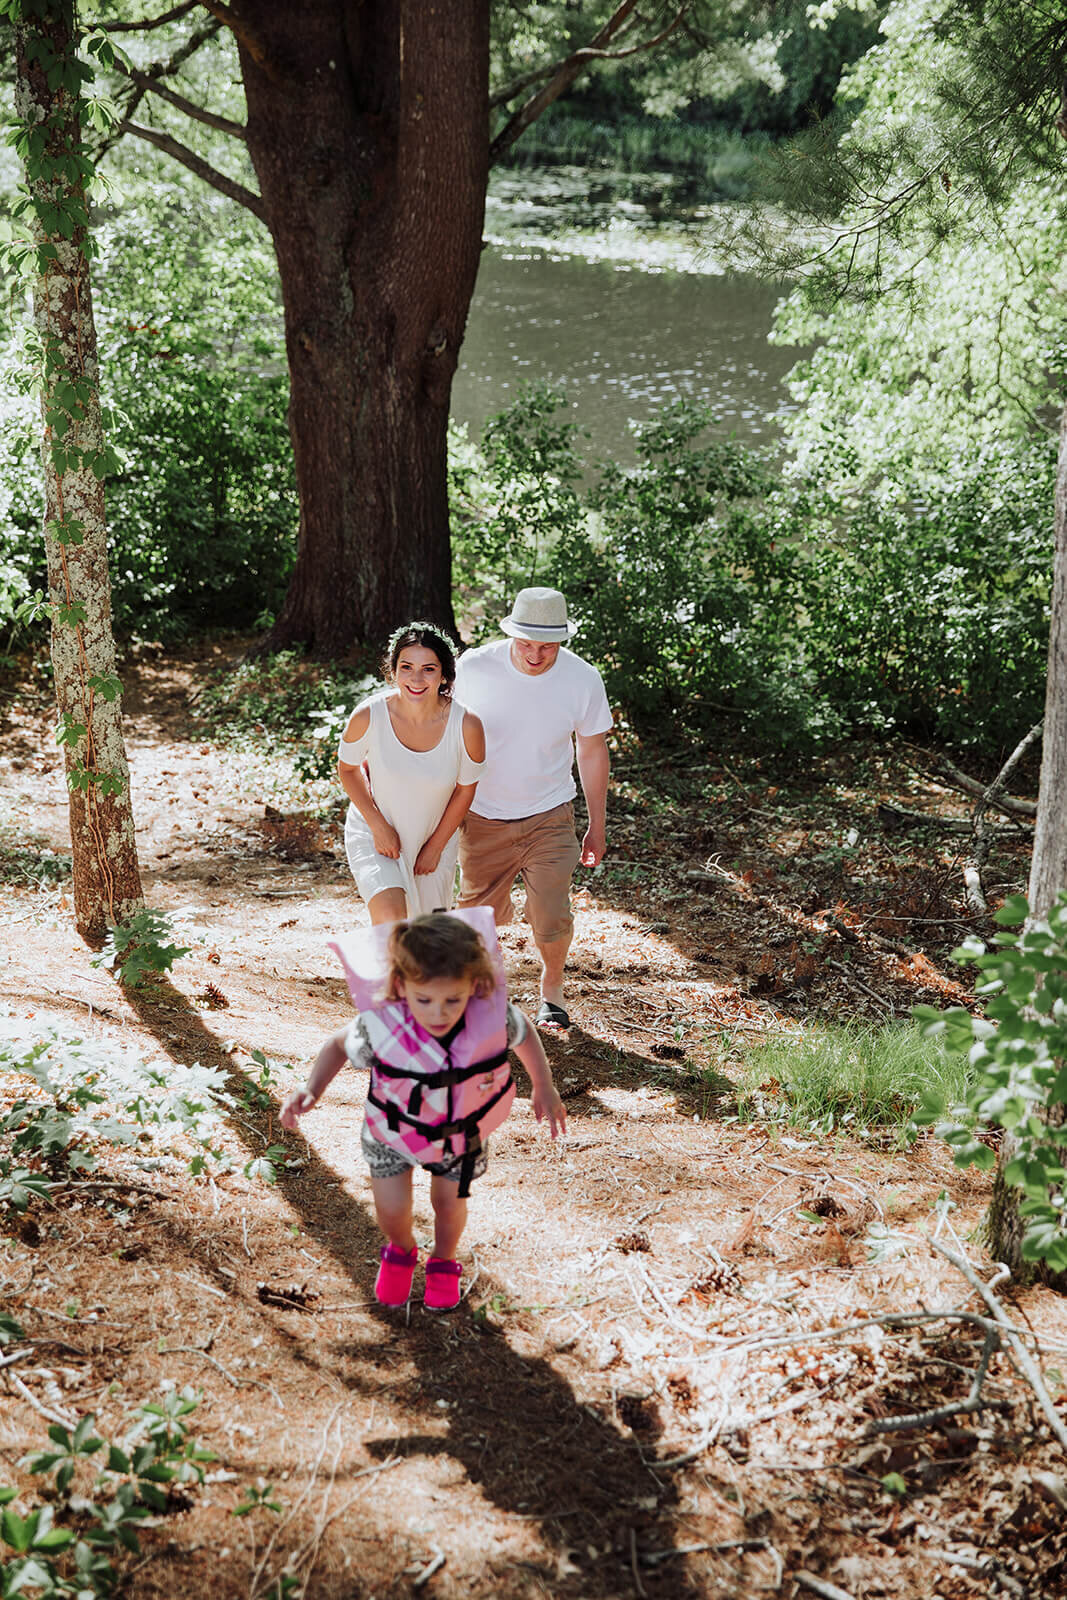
[338, 623, 486, 923]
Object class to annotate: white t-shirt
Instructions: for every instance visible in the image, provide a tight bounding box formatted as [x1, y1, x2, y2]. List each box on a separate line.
[454, 639, 612, 821]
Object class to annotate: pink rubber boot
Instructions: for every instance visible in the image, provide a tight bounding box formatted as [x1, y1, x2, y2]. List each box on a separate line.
[375, 1243, 418, 1305]
[424, 1257, 463, 1312]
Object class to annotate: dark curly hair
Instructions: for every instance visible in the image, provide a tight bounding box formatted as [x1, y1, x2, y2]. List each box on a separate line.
[384, 914, 496, 1000]
[382, 621, 457, 699]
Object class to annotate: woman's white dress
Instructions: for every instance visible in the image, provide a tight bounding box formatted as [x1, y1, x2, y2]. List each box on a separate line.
[340, 693, 484, 916]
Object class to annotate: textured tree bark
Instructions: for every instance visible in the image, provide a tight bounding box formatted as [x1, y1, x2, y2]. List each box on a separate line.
[1028, 400, 1067, 920]
[985, 400, 1067, 1279]
[237, 0, 490, 657]
[15, 4, 143, 941]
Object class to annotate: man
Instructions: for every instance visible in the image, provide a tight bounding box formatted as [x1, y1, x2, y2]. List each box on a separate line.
[455, 586, 612, 1030]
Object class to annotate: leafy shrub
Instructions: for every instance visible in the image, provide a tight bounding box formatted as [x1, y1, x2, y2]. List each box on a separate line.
[0, 1018, 234, 1190]
[0, 192, 298, 643]
[0, 823, 71, 890]
[915, 892, 1067, 1271]
[0, 1020, 298, 1198]
[547, 401, 790, 728]
[450, 387, 586, 643]
[92, 909, 191, 989]
[456, 385, 1053, 757]
[0, 1389, 213, 1598]
[790, 439, 1055, 751]
[193, 651, 376, 780]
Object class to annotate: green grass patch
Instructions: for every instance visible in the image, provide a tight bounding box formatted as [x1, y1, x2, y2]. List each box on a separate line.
[736, 1020, 974, 1139]
[0, 819, 71, 889]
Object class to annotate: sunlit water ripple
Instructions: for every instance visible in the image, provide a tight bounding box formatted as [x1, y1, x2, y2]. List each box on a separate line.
[452, 166, 801, 462]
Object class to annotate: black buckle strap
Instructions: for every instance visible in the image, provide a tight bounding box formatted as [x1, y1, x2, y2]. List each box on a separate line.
[366, 1073, 515, 1146]
[371, 1047, 509, 1090]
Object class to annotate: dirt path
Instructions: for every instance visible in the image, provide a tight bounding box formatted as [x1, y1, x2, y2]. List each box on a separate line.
[1, 645, 1065, 1598]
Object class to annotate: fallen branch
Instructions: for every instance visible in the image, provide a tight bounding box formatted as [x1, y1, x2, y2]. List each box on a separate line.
[877, 801, 1025, 837]
[969, 720, 1044, 905]
[908, 748, 1038, 818]
[865, 1326, 1007, 1435]
[159, 1343, 281, 1405]
[972, 720, 1043, 836]
[926, 1236, 1067, 1456]
[4, 1369, 76, 1429]
[629, 1527, 647, 1599]
[413, 1549, 445, 1589]
[919, 1545, 1025, 1598]
[825, 958, 894, 1014]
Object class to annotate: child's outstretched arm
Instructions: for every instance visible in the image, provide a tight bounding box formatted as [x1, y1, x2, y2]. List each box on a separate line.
[280, 1027, 349, 1129]
[513, 1020, 567, 1138]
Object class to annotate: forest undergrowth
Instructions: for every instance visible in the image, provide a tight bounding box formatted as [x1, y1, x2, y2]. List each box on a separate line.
[1, 638, 1065, 1600]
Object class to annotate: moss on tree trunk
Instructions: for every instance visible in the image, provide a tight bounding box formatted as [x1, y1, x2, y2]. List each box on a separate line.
[15, 2, 143, 941]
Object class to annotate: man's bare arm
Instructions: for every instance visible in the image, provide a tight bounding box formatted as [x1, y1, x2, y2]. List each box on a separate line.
[575, 731, 609, 867]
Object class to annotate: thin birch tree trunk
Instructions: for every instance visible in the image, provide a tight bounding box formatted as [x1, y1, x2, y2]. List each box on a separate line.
[1028, 400, 1067, 920]
[14, 2, 143, 941]
[986, 399, 1067, 1276]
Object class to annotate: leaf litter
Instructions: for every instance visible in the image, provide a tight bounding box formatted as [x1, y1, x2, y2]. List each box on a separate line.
[0, 641, 1064, 1597]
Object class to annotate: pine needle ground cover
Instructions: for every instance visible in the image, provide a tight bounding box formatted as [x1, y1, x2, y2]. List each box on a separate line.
[0, 641, 1063, 1600]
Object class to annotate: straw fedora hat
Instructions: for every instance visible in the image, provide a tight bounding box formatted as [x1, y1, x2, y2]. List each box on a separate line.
[499, 587, 578, 642]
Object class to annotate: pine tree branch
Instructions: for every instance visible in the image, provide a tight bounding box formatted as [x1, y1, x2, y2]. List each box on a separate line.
[101, 1, 198, 31]
[489, 2, 688, 164]
[120, 120, 266, 222]
[119, 64, 246, 139]
[792, 112, 1010, 280]
[490, 63, 563, 113]
[95, 15, 221, 160]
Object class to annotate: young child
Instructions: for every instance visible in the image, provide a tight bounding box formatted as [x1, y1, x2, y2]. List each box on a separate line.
[280, 909, 566, 1311]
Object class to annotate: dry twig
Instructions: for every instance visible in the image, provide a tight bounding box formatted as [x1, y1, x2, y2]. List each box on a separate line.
[865, 1325, 1005, 1434]
[926, 1237, 1067, 1456]
[796, 1573, 856, 1600]
[4, 1368, 76, 1429]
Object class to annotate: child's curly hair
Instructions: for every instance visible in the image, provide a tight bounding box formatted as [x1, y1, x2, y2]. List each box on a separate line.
[385, 913, 496, 1000]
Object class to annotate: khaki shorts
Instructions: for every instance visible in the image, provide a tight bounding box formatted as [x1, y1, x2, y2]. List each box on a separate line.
[458, 803, 581, 943]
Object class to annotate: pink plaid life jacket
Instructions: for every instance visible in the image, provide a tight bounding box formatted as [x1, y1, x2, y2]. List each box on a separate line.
[327, 908, 515, 1196]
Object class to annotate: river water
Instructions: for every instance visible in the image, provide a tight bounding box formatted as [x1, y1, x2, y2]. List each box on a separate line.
[451, 166, 800, 462]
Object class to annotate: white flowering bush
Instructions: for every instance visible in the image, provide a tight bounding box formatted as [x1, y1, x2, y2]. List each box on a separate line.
[0, 1016, 288, 1202]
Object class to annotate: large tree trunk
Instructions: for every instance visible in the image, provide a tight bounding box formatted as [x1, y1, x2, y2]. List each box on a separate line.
[15, 3, 144, 941]
[236, 1, 489, 658]
[986, 399, 1067, 1275]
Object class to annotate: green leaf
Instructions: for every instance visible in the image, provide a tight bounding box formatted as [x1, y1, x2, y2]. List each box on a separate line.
[0, 1314, 25, 1346]
[87, 674, 122, 703]
[34, 1525, 76, 1551]
[136, 1481, 169, 1512]
[72, 1414, 100, 1453]
[2, 1506, 37, 1552]
[994, 894, 1029, 926]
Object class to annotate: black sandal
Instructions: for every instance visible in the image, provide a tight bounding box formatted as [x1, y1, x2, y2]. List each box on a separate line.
[536, 1000, 570, 1029]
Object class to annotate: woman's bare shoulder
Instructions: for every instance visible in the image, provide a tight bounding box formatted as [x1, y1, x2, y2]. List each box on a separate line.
[461, 708, 486, 761]
[341, 701, 373, 743]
